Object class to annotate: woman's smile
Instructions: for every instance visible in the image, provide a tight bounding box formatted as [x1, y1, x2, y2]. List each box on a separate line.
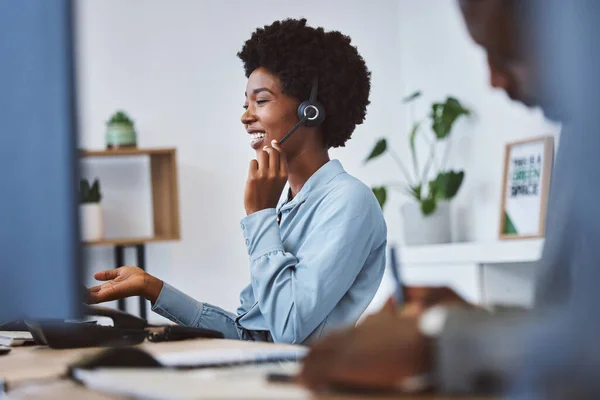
[248, 130, 266, 150]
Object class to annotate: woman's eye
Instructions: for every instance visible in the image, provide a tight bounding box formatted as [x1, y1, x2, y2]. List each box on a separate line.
[256, 100, 269, 105]
[243, 105, 249, 110]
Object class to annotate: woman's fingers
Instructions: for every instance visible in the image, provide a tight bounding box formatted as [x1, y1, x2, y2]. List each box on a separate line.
[243, 140, 288, 215]
[263, 145, 280, 177]
[94, 269, 120, 281]
[257, 145, 269, 174]
[88, 285, 102, 293]
[248, 159, 258, 177]
[271, 140, 288, 177]
[87, 281, 128, 304]
[87, 283, 115, 304]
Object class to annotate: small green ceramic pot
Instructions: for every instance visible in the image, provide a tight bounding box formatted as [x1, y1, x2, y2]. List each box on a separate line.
[106, 123, 137, 148]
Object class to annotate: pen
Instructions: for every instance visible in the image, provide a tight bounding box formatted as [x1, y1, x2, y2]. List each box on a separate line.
[389, 245, 403, 304]
[266, 372, 297, 384]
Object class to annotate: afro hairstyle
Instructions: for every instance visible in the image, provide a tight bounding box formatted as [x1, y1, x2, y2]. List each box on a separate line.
[237, 18, 371, 148]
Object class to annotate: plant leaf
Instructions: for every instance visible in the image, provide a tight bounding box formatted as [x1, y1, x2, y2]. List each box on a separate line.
[365, 139, 387, 163]
[409, 122, 421, 152]
[428, 179, 438, 199]
[402, 91, 422, 103]
[108, 110, 134, 126]
[407, 184, 422, 201]
[372, 187, 387, 209]
[430, 97, 470, 139]
[434, 170, 464, 200]
[409, 122, 421, 178]
[402, 187, 416, 198]
[88, 178, 102, 203]
[421, 197, 437, 215]
[80, 179, 90, 204]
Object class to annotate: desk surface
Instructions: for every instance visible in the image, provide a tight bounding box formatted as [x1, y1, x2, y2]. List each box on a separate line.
[0, 339, 490, 400]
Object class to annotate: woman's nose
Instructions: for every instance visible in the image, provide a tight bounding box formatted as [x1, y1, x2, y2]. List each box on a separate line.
[241, 105, 257, 126]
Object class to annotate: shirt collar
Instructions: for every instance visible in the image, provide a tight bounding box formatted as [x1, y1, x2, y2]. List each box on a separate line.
[277, 159, 345, 213]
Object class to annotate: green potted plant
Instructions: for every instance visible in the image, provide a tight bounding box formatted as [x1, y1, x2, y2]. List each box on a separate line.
[79, 178, 104, 242]
[365, 91, 470, 245]
[106, 110, 137, 149]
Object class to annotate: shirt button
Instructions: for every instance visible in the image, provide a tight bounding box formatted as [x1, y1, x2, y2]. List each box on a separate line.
[241, 223, 245, 230]
[245, 239, 250, 246]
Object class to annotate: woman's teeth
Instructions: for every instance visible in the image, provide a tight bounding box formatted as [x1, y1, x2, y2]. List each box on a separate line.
[251, 133, 266, 140]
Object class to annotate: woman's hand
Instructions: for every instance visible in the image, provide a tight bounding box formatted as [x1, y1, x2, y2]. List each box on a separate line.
[87, 266, 164, 304]
[244, 140, 288, 215]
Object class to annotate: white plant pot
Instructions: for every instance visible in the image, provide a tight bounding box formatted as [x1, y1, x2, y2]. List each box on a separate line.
[79, 203, 104, 242]
[401, 201, 451, 246]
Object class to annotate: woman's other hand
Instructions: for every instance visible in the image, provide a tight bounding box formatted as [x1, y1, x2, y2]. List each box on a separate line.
[87, 266, 164, 304]
[244, 140, 288, 215]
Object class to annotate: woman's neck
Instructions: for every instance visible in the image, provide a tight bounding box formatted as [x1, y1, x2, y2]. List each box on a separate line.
[287, 146, 330, 198]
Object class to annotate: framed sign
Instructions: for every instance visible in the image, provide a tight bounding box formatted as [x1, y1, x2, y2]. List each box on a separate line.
[499, 136, 554, 239]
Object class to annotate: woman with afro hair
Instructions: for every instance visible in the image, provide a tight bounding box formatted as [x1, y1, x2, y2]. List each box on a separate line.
[88, 18, 387, 345]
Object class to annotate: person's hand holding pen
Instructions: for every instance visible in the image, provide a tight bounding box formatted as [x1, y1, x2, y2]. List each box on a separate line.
[299, 310, 432, 392]
[381, 285, 476, 317]
[299, 245, 476, 392]
[381, 246, 475, 317]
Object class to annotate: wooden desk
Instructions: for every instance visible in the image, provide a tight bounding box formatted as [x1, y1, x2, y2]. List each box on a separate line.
[0, 339, 489, 400]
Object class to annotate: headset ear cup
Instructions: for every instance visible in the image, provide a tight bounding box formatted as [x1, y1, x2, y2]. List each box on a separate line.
[311, 101, 326, 126]
[297, 101, 326, 127]
[297, 101, 310, 123]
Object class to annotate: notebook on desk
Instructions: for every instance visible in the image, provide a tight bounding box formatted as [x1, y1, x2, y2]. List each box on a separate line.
[0, 331, 34, 347]
[154, 346, 307, 368]
[72, 366, 309, 400]
[70, 345, 309, 399]
[69, 345, 307, 371]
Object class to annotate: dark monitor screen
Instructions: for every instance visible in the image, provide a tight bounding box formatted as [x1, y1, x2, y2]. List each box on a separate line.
[0, 0, 82, 321]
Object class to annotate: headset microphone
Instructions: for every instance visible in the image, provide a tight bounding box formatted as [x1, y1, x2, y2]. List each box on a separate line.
[278, 76, 326, 145]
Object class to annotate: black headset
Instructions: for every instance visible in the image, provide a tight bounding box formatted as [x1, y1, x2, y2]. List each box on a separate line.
[278, 76, 326, 145]
[297, 76, 326, 127]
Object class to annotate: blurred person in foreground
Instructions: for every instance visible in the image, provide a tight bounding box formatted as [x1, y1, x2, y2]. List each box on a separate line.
[300, 0, 600, 397]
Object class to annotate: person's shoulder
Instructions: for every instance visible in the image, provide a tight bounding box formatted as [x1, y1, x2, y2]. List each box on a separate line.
[321, 167, 382, 214]
[330, 172, 372, 199]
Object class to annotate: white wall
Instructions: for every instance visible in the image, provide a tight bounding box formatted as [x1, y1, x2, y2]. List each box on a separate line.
[75, 0, 402, 320]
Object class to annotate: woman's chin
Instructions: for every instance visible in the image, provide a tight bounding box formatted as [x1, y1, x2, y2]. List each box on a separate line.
[250, 137, 265, 150]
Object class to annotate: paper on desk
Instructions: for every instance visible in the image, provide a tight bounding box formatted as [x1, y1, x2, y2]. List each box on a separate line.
[73, 367, 310, 400]
[155, 346, 308, 367]
[0, 331, 34, 347]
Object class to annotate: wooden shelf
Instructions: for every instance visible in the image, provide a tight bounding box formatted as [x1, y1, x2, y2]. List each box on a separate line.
[80, 147, 175, 157]
[83, 236, 176, 247]
[79, 147, 181, 245]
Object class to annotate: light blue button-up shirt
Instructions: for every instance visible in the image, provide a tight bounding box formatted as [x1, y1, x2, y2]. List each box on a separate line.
[152, 159, 387, 344]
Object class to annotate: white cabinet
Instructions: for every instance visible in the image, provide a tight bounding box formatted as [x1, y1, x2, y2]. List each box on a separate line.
[364, 239, 543, 316]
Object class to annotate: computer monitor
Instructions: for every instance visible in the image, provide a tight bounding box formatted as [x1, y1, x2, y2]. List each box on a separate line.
[0, 0, 82, 321]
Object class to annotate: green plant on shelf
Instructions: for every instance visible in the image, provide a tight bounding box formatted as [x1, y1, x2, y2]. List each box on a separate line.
[80, 178, 102, 204]
[365, 91, 470, 216]
[107, 110, 134, 126]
